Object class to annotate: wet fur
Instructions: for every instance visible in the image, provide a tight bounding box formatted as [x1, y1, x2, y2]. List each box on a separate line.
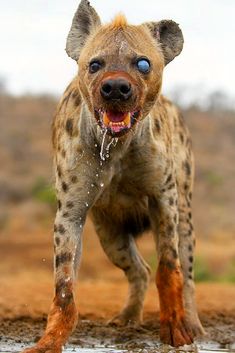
[23, 2, 204, 352]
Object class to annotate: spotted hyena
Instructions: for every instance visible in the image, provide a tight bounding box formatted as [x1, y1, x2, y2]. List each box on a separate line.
[23, 1, 205, 352]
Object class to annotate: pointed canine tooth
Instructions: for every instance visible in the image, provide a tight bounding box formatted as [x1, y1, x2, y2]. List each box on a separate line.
[124, 112, 131, 126]
[103, 112, 110, 126]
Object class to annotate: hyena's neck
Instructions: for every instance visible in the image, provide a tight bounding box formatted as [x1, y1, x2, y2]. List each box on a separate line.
[79, 103, 150, 161]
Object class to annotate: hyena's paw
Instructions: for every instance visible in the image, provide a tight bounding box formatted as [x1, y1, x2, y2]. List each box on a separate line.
[107, 307, 142, 327]
[188, 317, 206, 338]
[160, 316, 194, 347]
[185, 308, 206, 338]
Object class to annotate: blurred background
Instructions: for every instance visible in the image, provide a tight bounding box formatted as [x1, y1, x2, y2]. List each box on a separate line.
[0, 0, 235, 320]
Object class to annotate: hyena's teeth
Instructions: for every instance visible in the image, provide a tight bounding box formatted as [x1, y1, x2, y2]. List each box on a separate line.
[109, 122, 125, 127]
[100, 110, 137, 131]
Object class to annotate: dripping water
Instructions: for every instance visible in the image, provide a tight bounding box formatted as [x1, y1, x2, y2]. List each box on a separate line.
[100, 129, 119, 161]
[100, 129, 108, 161]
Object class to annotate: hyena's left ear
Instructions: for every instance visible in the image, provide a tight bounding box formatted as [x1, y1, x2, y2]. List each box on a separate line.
[144, 20, 184, 65]
[66, 0, 101, 61]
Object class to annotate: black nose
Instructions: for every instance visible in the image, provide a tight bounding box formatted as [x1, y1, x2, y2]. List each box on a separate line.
[100, 78, 132, 101]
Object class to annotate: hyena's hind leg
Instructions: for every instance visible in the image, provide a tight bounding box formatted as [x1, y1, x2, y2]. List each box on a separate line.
[178, 191, 205, 337]
[92, 213, 151, 325]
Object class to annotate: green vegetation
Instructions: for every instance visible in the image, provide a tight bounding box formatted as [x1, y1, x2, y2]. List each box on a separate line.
[147, 253, 235, 283]
[204, 171, 224, 186]
[194, 256, 216, 282]
[31, 177, 56, 207]
[218, 259, 235, 283]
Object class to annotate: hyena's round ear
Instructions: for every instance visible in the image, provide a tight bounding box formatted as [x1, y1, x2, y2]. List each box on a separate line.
[66, 0, 101, 61]
[144, 20, 184, 65]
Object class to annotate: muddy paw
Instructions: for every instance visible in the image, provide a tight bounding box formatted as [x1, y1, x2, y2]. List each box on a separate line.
[160, 317, 194, 347]
[107, 309, 142, 327]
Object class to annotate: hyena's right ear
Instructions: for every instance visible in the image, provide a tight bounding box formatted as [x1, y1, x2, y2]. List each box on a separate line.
[66, 0, 101, 61]
[144, 20, 184, 65]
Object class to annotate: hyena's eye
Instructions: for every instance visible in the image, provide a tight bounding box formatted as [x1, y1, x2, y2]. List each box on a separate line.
[136, 58, 151, 74]
[89, 60, 103, 74]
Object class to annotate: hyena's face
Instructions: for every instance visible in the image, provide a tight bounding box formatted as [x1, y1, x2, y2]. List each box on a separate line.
[66, 0, 184, 137]
[78, 24, 164, 137]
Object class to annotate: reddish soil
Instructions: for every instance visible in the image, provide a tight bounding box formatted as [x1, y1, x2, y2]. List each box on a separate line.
[0, 218, 235, 348]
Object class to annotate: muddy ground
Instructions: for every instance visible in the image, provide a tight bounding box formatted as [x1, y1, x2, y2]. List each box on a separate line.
[0, 279, 235, 351]
[1, 309, 235, 351]
[0, 218, 235, 352]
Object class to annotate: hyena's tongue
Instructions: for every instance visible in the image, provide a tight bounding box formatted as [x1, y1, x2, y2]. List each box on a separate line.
[103, 111, 131, 133]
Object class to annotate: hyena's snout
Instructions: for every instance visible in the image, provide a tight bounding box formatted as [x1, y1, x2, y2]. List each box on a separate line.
[100, 77, 132, 102]
[95, 72, 140, 137]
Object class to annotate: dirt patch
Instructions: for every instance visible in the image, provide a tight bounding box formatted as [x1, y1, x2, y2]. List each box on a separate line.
[0, 281, 235, 350]
[0, 223, 235, 351]
[0, 311, 235, 351]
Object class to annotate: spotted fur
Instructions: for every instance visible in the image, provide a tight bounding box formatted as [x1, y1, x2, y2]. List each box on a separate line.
[23, 1, 204, 352]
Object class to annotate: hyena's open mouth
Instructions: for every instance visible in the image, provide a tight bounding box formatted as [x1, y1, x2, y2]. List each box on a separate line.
[95, 109, 140, 137]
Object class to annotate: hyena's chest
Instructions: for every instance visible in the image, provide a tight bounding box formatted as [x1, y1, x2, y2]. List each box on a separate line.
[94, 177, 149, 236]
[94, 155, 157, 214]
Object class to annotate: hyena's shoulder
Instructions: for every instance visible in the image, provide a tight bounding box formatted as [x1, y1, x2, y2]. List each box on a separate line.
[152, 95, 194, 189]
[151, 95, 191, 147]
[52, 79, 82, 151]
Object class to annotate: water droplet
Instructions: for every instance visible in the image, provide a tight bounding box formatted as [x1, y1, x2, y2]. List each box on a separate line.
[100, 129, 107, 161]
[75, 150, 84, 164]
[42, 258, 46, 262]
[61, 293, 65, 298]
[91, 184, 95, 188]
[106, 138, 114, 153]
[95, 144, 98, 147]
[96, 174, 99, 177]
[85, 202, 89, 207]
[113, 138, 119, 146]
[100, 183, 104, 188]
[79, 224, 82, 229]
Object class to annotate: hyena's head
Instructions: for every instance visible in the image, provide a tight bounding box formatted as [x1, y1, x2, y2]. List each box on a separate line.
[66, 0, 184, 137]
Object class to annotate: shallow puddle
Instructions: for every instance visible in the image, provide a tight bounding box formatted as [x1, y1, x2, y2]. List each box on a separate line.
[1, 341, 235, 353]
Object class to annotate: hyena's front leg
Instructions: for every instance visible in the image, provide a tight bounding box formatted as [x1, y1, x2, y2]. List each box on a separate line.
[23, 165, 101, 353]
[149, 185, 194, 347]
[24, 221, 81, 353]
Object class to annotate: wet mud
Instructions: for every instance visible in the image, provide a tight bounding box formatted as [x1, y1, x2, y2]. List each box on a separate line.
[0, 227, 235, 352]
[0, 311, 235, 353]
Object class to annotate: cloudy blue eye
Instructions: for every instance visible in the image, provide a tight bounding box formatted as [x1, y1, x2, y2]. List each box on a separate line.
[136, 58, 151, 73]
